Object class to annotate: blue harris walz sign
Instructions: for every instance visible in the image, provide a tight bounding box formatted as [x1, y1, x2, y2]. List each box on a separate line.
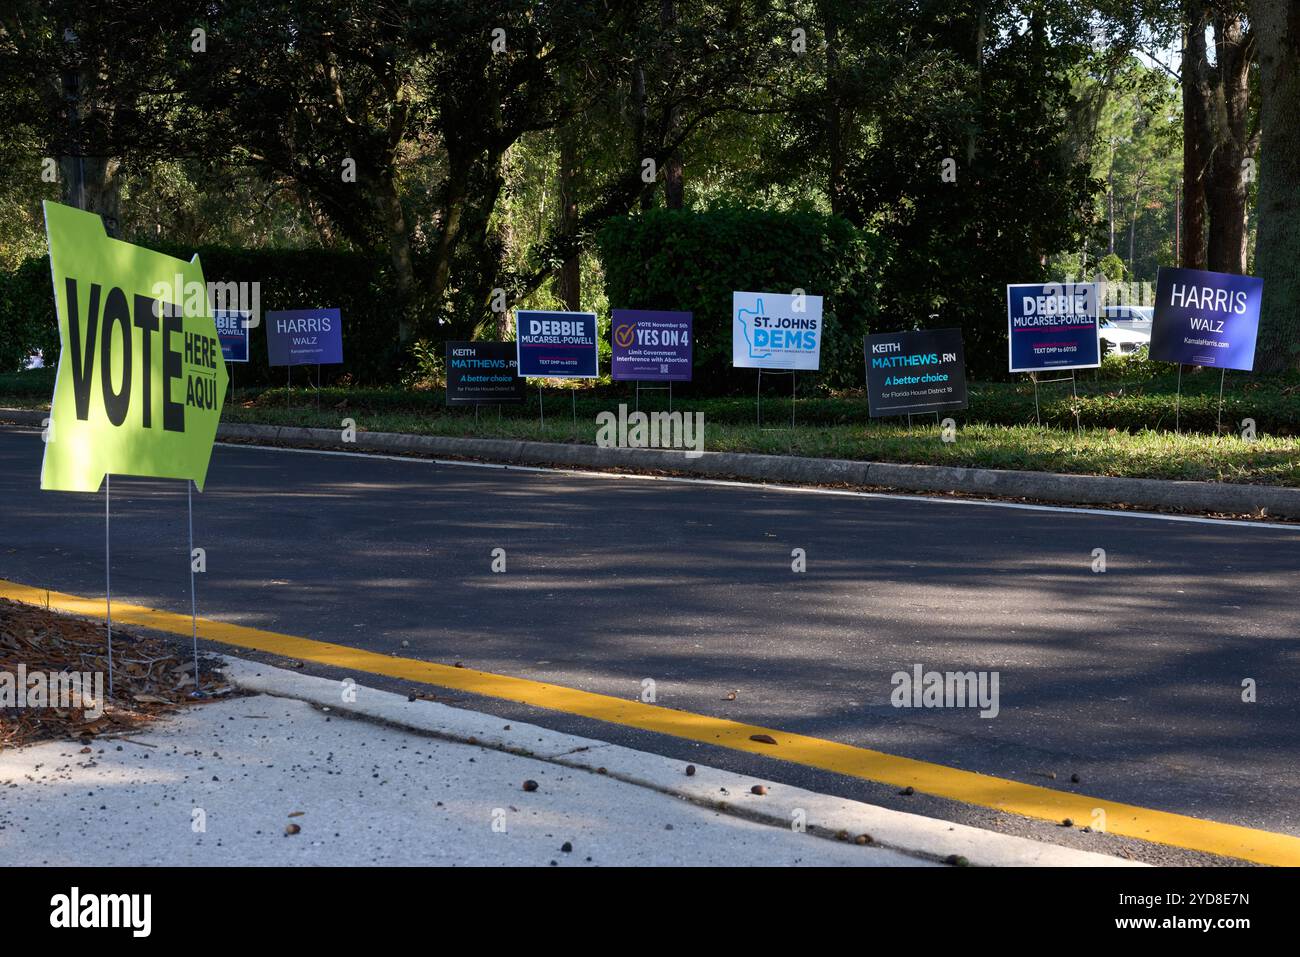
[265, 308, 343, 366]
[1149, 266, 1262, 371]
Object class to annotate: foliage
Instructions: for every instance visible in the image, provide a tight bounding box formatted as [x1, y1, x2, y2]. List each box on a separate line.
[1, 1, 1292, 375]
[0, 244, 400, 383]
[0, 256, 57, 372]
[597, 207, 881, 394]
[1097, 343, 1162, 380]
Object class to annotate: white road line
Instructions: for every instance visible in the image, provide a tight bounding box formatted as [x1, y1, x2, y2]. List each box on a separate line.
[216, 439, 1300, 532]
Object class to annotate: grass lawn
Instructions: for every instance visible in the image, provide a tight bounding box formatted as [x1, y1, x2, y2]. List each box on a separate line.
[4, 367, 1298, 486]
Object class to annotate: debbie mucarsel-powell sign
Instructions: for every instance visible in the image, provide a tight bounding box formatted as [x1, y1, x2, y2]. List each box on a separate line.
[515, 310, 599, 378]
[215, 309, 250, 363]
[732, 291, 823, 370]
[1006, 282, 1100, 373]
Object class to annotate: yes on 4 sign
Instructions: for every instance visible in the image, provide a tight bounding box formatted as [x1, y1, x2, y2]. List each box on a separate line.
[40, 201, 228, 492]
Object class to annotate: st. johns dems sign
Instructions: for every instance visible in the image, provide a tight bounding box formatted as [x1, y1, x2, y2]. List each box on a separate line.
[732, 291, 823, 371]
[1149, 266, 1262, 371]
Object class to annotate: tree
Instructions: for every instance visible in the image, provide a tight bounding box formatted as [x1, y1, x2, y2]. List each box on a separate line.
[1088, 60, 1180, 280]
[831, 1, 1099, 377]
[1251, 0, 1300, 371]
[172, 0, 614, 344]
[0, 0, 204, 235]
[507, 1, 791, 305]
[1182, 1, 1257, 275]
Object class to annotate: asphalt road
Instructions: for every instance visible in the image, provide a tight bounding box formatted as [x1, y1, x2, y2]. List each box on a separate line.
[3, 425, 1298, 864]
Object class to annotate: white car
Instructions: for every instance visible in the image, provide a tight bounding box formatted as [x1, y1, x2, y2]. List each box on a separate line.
[1102, 304, 1153, 335]
[1098, 316, 1150, 357]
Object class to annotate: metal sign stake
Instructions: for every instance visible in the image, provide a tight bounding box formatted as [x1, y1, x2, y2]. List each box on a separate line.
[1217, 369, 1227, 434]
[1071, 369, 1080, 434]
[104, 473, 113, 698]
[785, 371, 795, 431]
[187, 480, 201, 694]
[1029, 372, 1080, 431]
[1175, 364, 1183, 433]
[756, 369, 796, 431]
[635, 380, 673, 413]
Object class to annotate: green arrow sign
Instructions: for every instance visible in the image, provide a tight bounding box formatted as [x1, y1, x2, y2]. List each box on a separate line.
[41, 201, 228, 492]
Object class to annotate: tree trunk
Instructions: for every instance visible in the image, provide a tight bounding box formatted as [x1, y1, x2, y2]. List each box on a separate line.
[300, 186, 336, 246]
[1201, 13, 1255, 274]
[967, 10, 986, 165]
[59, 154, 121, 235]
[1129, 185, 1142, 267]
[444, 154, 508, 341]
[1106, 147, 1116, 254]
[825, 4, 844, 217]
[429, 159, 470, 319]
[1182, 19, 1209, 270]
[1175, 184, 1181, 263]
[1251, 0, 1300, 372]
[376, 174, 417, 344]
[59, 35, 122, 236]
[555, 124, 581, 311]
[632, 63, 650, 212]
[661, 0, 684, 209]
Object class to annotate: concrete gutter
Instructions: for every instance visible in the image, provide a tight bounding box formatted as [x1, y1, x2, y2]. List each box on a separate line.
[5, 407, 1298, 519]
[222, 657, 1142, 867]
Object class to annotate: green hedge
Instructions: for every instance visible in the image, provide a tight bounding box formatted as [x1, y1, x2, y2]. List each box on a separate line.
[0, 257, 59, 373]
[597, 207, 882, 394]
[0, 243, 403, 384]
[135, 241, 402, 385]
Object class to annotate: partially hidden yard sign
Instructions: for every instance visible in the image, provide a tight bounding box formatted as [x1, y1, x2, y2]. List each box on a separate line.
[41, 201, 228, 492]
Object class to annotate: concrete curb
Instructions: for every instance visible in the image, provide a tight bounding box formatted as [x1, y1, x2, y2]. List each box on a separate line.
[6, 406, 1297, 518]
[220, 656, 1143, 867]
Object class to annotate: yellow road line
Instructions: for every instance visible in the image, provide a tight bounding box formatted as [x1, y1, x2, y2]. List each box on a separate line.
[3, 576, 1296, 865]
